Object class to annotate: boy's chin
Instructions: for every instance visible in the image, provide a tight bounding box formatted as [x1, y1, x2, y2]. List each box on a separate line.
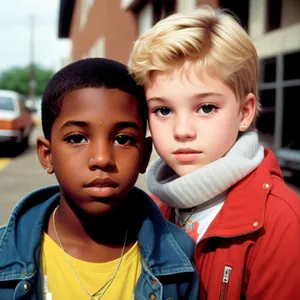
[80, 201, 120, 217]
[172, 163, 205, 176]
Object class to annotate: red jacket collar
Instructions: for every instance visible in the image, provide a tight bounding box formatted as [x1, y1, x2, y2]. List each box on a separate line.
[202, 149, 283, 239]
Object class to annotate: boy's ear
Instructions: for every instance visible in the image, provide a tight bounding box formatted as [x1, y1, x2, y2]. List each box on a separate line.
[240, 93, 256, 130]
[36, 136, 54, 174]
[140, 136, 152, 174]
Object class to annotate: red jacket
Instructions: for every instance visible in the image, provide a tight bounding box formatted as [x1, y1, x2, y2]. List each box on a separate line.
[153, 149, 300, 299]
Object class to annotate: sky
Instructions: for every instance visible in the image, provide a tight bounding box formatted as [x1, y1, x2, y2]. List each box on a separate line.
[0, 0, 71, 73]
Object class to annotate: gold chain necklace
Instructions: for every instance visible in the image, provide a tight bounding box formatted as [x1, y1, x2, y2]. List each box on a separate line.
[178, 207, 196, 231]
[52, 206, 128, 299]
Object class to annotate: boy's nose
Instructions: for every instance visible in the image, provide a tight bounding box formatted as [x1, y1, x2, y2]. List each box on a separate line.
[173, 117, 196, 141]
[88, 143, 116, 171]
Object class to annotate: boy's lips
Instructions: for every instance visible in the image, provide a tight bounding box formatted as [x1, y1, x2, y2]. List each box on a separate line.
[173, 148, 201, 154]
[85, 177, 118, 188]
[84, 178, 119, 198]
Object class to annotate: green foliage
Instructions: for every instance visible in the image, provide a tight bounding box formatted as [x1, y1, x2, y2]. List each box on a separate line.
[0, 64, 54, 97]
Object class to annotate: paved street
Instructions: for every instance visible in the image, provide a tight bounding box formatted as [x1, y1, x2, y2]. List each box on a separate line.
[0, 125, 299, 225]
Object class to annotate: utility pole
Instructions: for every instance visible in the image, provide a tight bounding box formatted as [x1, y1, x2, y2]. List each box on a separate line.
[28, 15, 36, 101]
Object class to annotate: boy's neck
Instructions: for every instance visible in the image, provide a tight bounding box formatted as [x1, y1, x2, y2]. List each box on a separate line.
[46, 196, 142, 262]
[54, 200, 139, 244]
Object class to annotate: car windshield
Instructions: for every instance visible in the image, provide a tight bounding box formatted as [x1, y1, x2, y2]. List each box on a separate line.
[0, 96, 14, 111]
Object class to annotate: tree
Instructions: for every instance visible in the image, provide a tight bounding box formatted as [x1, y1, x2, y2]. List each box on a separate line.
[0, 64, 54, 97]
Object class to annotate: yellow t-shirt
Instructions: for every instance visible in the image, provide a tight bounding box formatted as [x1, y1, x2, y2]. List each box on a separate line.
[41, 232, 142, 300]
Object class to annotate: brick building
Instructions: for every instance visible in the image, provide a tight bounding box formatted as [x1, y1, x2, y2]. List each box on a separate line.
[58, 0, 220, 64]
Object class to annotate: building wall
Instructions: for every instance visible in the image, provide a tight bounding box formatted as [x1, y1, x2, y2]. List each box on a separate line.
[69, 0, 136, 64]
[68, 0, 220, 64]
[248, 0, 267, 38]
[281, 0, 300, 28]
[177, 0, 197, 12]
[197, 0, 219, 8]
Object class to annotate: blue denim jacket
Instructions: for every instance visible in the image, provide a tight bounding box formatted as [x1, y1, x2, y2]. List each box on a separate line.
[0, 185, 199, 299]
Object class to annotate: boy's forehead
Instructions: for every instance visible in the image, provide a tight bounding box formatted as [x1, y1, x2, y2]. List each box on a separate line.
[145, 66, 237, 103]
[63, 87, 136, 105]
[58, 87, 141, 119]
[147, 63, 221, 88]
[147, 67, 221, 90]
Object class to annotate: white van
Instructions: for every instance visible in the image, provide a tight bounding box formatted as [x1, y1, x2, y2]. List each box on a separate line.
[0, 90, 35, 149]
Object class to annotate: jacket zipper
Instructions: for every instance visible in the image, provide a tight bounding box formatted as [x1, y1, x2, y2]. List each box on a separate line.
[219, 266, 232, 300]
[196, 231, 259, 300]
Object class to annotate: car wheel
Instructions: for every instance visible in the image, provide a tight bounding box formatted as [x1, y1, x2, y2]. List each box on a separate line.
[21, 135, 29, 150]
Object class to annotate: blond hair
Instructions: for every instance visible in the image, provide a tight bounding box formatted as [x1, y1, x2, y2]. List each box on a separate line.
[129, 5, 260, 124]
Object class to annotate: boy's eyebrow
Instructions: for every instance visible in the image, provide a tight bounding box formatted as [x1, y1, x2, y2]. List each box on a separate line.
[60, 120, 141, 131]
[115, 121, 141, 131]
[60, 120, 89, 130]
[148, 93, 224, 103]
[192, 93, 224, 99]
[147, 97, 169, 103]
[193, 92, 224, 99]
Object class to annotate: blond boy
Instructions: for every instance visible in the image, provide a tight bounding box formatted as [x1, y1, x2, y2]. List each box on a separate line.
[129, 5, 300, 300]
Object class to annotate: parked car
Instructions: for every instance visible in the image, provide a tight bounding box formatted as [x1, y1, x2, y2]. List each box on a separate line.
[0, 90, 35, 150]
[277, 139, 300, 176]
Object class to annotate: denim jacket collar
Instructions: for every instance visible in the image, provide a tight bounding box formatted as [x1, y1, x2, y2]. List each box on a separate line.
[0, 185, 194, 282]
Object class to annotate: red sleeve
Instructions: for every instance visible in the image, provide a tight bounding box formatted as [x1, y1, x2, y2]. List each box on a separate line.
[246, 193, 300, 299]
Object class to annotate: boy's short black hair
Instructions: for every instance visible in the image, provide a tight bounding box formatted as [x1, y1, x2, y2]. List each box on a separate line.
[41, 58, 147, 140]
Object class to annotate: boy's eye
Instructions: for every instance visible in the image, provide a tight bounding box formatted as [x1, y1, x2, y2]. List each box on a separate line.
[114, 135, 135, 145]
[65, 134, 88, 144]
[197, 104, 217, 114]
[154, 107, 172, 116]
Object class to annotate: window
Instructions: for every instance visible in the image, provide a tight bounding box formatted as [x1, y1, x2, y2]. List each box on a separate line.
[257, 56, 277, 148]
[219, 0, 249, 31]
[261, 57, 276, 83]
[282, 86, 300, 148]
[258, 53, 300, 152]
[153, 0, 163, 25]
[135, 0, 175, 35]
[0, 97, 14, 111]
[163, 0, 176, 17]
[257, 89, 275, 135]
[153, 0, 176, 24]
[267, 0, 282, 31]
[138, 4, 153, 36]
[284, 51, 300, 81]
